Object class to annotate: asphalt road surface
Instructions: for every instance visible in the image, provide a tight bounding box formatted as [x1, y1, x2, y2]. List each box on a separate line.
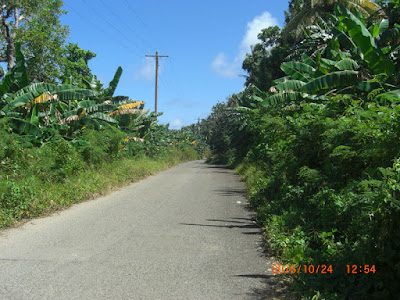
[0, 160, 283, 300]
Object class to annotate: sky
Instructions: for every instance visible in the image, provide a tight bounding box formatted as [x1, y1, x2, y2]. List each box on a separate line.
[61, 0, 290, 129]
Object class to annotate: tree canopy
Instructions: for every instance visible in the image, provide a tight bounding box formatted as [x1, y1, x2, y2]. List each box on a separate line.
[0, 0, 69, 82]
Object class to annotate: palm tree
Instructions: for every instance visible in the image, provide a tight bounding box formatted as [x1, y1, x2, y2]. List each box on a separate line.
[284, 0, 381, 37]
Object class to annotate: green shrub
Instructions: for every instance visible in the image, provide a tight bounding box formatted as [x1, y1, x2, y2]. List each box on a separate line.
[80, 145, 107, 166]
[222, 97, 400, 298]
[77, 127, 125, 159]
[47, 137, 84, 179]
[0, 176, 36, 220]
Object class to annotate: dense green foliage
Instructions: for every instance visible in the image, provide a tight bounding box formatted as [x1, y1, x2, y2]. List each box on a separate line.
[0, 127, 198, 228]
[201, 2, 400, 299]
[60, 43, 102, 89]
[0, 24, 202, 229]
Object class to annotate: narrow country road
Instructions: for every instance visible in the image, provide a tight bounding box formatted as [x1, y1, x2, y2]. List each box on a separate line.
[0, 160, 283, 300]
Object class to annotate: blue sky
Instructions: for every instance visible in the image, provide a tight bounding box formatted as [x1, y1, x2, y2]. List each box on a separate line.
[61, 0, 290, 129]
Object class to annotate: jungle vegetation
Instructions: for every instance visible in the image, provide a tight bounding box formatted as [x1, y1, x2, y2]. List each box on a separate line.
[200, 0, 400, 298]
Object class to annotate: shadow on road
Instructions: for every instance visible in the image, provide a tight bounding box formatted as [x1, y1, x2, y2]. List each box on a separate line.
[185, 161, 295, 299]
[180, 218, 260, 233]
[238, 273, 294, 300]
[194, 163, 234, 174]
[180, 218, 293, 299]
[214, 188, 247, 197]
[196, 164, 227, 169]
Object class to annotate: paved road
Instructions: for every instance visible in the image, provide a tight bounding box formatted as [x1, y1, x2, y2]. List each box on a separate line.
[0, 160, 281, 300]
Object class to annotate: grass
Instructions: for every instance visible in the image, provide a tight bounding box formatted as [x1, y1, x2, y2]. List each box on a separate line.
[0, 146, 199, 229]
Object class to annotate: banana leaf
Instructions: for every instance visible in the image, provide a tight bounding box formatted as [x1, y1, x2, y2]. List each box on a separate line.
[275, 80, 306, 91]
[356, 81, 382, 92]
[320, 58, 338, 70]
[2, 91, 41, 112]
[370, 24, 380, 38]
[335, 3, 394, 75]
[299, 71, 359, 93]
[13, 43, 29, 89]
[78, 100, 96, 108]
[56, 89, 98, 101]
[87, 112, 118, 123]
[335, 58, 360, 71]
[8, 117, 42, 136]
[8, 83, 58, 100]
[378, 27, 400, 46]
[331, 27, 358, 54]
[85, 104, 116, 114]
[301, 54, 317, 68]
[378, 19, 389, 32]
[82, 76, 99, 90]
[0, 43, 29, 97]
[30, 104, 39, 127]
[2, 83, 88, 112]
[281, 61, 315, 81]
[101, 66, 123, 99]
[112, 95, 130, 102]
[262, 92, 303, 106]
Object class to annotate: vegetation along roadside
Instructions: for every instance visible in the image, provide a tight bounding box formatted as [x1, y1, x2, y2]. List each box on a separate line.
[198, 1, 400, 299]
[0, 1, 207, 229]
[0, 48, 205, 228]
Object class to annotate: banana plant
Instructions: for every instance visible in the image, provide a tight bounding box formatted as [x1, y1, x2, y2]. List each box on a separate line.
[263, 3, 399, 107]
[99, 66, 123, 101]
[334, 4, 394, 76]
[0, 81, 142, 139]
[0, 43, 29, 99]
[0, 44, 151, 144]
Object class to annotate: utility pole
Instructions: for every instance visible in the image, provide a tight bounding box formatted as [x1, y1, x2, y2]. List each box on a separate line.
[145, 51, 168, 116]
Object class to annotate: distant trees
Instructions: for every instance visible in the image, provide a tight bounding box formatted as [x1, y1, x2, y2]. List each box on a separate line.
[0, 0, 69, 82]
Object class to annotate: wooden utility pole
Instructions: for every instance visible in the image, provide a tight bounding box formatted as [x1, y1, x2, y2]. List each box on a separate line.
[145, 51, 168, 116]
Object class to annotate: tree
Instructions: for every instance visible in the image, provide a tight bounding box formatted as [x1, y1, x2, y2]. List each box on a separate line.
[242, 26, 291, 91]
[284, 0, 380, 37]
[263, 3, 397, 107]
[0, 0, 69, 82]
[61, 43, 102, 90]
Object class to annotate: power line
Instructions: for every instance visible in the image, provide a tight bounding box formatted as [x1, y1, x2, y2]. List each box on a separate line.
[81, 0, 144, 57]
[64, 3, 141, 59]
[122, 0, 154, 37]
[97, 0, 150, 53]
[63, 3, 114, 42]
[65, 2, 186, 121]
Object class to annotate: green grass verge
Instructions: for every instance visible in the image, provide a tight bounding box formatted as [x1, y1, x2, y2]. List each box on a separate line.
[0, 147, 198, 229]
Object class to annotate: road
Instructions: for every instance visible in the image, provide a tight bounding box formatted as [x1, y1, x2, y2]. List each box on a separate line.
[0, 160, 283, 300]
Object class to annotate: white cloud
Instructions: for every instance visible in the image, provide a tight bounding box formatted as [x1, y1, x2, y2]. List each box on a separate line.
[211, 11, 278, 78]
[169, 118, 184, 129]
[239, 11, 278, 60]
[211, 53, 239, 78]
[134, 57, 164, 81]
